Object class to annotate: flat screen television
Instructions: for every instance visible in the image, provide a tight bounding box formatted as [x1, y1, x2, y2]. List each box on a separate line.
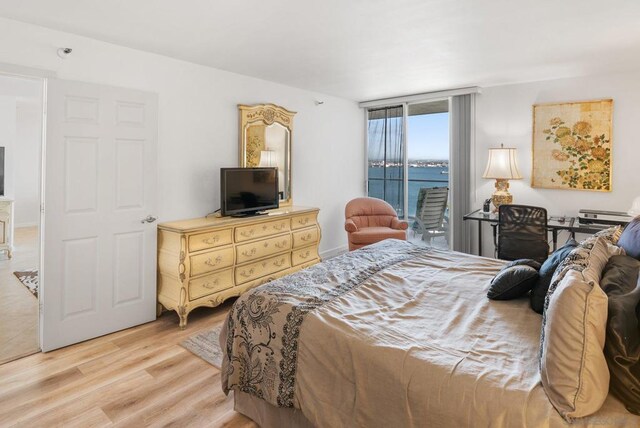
[220, 167, 279, 217]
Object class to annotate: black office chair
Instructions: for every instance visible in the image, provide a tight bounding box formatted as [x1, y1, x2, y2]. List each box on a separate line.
[495, 204, 549, 263]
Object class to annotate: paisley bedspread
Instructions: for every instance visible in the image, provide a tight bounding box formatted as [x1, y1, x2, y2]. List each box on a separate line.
[220, 239, 640, 427]
[220, 239, 424, 408]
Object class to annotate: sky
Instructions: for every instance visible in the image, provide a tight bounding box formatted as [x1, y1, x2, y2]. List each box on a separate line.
[407, 112, 449, 160]
[368, 112, 449, 161]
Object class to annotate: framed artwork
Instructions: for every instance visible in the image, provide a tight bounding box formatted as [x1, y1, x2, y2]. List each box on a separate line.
[532, 99, 613, 192]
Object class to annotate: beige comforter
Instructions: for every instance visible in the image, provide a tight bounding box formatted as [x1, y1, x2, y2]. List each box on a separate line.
[222, 240, 638, 427]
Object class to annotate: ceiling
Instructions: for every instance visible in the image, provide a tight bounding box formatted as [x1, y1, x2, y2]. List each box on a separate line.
[1, 0, 639, 101]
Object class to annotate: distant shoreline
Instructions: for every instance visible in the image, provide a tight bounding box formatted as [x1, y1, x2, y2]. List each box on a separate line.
[368, 162, 448, 168]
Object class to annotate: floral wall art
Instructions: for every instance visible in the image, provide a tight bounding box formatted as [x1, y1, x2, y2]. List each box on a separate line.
[532, 99, 613, 191]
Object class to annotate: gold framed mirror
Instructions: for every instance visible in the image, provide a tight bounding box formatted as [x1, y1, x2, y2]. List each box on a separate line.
[239, 104, 296, 207]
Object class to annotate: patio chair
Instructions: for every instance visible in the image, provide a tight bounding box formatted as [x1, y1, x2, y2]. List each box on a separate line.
[413, 187, 449, 245]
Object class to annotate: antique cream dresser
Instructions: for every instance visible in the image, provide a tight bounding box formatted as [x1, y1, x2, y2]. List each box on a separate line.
[0, 198, 13, 259]
[157, 206, 321, 327]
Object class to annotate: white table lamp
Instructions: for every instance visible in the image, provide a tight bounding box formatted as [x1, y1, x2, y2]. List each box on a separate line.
[482, 144, 522, 209]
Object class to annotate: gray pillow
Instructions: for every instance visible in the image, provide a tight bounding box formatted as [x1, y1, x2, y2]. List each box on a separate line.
[488, 265, 539, 300]
[601, 254, 640, 415]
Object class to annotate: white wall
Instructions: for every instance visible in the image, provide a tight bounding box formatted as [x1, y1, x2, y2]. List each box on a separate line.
[14, 102, 42, 227]
[474, 71, 640, 255]
[0, 17, 365, 255]
[0, 96, 16, 198]
[0, 75, 43, 228]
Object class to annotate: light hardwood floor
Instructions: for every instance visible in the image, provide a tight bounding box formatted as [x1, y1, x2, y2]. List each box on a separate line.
[0, 302, 258, 427]
[0, 226, 39, 364]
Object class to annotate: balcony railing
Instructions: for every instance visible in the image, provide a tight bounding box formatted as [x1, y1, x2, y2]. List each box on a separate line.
[367, 177, 449, 218]
[367, 177, 448, 183]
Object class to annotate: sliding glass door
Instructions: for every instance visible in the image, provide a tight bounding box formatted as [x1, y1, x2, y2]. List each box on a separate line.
[367, 100, 450, 248]
[406, 101, 449, 218]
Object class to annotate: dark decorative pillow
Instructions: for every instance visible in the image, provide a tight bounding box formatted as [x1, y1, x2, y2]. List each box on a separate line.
[488, 265, 539, 300]
[601, 254, 640, 415]
[530, 239, 579, 313]
[504, 258, 542, 270]
[618, 216, 640, 260]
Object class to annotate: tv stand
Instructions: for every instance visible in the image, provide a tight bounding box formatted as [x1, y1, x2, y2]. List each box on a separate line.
[157, 206, 321, 328]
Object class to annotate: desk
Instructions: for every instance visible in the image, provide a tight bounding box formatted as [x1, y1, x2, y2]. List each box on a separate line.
[463, 209, 629, 257]
[463, 210, 576, 257]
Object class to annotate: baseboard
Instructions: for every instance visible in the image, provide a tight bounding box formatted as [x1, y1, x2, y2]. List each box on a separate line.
[320, 245, 348, 260]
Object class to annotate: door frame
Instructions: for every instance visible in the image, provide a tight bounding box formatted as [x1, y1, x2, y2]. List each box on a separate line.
[0, 64, 51, 354]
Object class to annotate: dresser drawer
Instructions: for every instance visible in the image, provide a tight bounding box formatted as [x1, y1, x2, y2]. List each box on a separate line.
[291, 212, 318, 230]
[189, 246, 234, 277]
[235, 219, 290, 242]
[292, 227, 319, 248]
[235, 254, 291, 285]
[188, 229, 233, 253]
[236, 233, 291, 264]
[292, 246, 319, 266]
[188, 269, 234, 301]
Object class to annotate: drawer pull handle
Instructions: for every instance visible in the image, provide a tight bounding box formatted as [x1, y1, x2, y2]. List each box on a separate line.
[202, 279, 219, 289]
[299, 251, 311, 259]
[274, 223, 285, 230]
[205, 256, 223, 267]
[202, 236, 220, 245]
[275, 240, 288, 249]
[240, 229, 255, 238]
[298, 218, 309, 226]
[239, 268, 255, 278]
[301, 233, 312, 242]
[273, 259, 285, 267]
[242, 248, 257, 257]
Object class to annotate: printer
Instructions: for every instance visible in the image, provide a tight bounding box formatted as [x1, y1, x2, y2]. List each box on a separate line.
[578, 209, 632, 226]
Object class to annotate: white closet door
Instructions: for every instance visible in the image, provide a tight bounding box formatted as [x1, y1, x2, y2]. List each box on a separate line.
[42, 79, 158, 351]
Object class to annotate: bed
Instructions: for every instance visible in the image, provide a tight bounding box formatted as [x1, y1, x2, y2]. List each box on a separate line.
[220, 239, 639, 427]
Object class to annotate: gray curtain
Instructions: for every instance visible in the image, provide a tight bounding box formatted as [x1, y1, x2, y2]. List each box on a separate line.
[367, 106, 405, 217]
[449, 94, 475, 253]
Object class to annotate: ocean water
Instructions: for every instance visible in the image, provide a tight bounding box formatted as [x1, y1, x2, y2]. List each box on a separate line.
[368, 166, 449, 217]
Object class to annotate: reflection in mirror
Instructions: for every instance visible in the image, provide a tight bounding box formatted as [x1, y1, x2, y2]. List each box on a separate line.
[239, 104, 295, 206]
[244, 124, 289, 200]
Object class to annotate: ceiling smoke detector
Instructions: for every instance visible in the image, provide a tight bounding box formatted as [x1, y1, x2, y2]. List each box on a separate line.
[57, 47, 73, 59]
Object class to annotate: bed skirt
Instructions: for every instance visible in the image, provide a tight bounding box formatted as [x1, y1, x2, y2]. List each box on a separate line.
[234, 391, 314, 428]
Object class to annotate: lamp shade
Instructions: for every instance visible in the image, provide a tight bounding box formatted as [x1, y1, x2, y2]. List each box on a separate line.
[482, 146, 523, 180]
[259, 150, 277, 167]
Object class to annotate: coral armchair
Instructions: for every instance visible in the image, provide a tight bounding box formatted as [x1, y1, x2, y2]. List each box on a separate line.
[344, 197, 408, 251]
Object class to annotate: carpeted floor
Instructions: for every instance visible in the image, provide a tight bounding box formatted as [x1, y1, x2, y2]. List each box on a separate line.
[180, 324, 224, 368]
[13, 269, 38, 298]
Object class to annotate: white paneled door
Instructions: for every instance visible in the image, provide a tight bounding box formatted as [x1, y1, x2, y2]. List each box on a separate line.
[42, 79, 158, 351]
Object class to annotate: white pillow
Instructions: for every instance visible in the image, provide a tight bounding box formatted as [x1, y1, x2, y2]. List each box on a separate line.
[582, 237, 624, 284]
[539, 237, 618, 420]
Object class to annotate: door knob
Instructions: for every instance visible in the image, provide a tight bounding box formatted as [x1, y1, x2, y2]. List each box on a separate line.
[141, 215, 158, 224]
